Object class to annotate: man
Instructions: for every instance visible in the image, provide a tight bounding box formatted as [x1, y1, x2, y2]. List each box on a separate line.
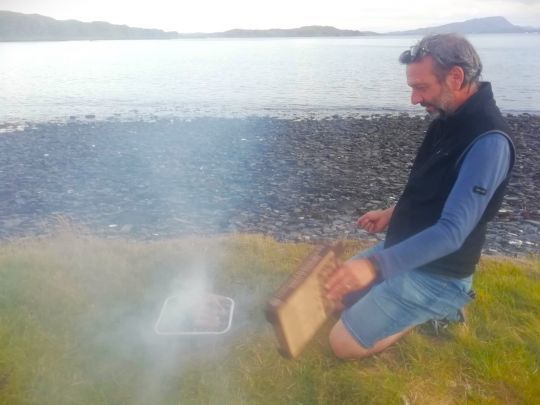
[325, 33, 515, 359]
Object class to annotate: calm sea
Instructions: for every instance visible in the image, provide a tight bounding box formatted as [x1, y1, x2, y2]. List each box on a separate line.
[0, 34, 539, 124]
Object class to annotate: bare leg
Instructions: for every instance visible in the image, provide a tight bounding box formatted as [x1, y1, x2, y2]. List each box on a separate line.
[329, 320, 412, 360]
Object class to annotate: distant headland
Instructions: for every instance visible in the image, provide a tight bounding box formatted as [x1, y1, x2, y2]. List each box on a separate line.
[1, 10, 539, 41]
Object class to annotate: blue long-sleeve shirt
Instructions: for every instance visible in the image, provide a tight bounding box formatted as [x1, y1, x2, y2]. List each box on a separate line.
[368, 132, 512, 279]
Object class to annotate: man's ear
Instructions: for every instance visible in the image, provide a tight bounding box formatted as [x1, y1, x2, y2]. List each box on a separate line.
[445, 66, 465, 90]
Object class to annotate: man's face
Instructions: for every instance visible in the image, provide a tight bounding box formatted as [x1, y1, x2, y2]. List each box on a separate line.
[406, 56, 455, 117]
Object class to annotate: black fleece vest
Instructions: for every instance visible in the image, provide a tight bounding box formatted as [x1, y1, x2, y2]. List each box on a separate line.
[385, 82, 515, 278]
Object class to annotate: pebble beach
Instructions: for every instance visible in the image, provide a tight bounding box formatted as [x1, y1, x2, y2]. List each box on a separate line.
[0, 113, 538, 256]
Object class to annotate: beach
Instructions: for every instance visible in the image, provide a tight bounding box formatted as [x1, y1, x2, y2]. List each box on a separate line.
[0, 113, 538, 256]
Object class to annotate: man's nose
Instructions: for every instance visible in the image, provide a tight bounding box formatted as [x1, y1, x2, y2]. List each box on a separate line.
[411, 90, 422, 105]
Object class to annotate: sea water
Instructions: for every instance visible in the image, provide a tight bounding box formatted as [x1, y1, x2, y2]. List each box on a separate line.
[0, 34, 539, 123]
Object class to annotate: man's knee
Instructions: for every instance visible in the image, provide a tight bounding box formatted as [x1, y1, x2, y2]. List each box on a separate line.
[329, 320, 371, 360]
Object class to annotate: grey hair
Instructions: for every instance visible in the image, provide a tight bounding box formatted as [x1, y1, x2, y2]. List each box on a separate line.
[399, 33, 483, 87]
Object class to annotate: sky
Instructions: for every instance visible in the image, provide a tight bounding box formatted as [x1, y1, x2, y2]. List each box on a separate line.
[1, 0, 539, 33]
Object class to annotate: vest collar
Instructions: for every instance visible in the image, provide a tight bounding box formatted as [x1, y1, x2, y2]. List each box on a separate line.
[439, 82, 494, 125]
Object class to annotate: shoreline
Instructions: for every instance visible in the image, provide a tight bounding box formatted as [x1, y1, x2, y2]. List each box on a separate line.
[2, 110, 540, 134]
[0, 114, 538, 256]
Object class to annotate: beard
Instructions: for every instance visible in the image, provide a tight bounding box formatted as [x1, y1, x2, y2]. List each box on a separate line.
[423, 104, 443, 118]
[422, 86, 455, 118]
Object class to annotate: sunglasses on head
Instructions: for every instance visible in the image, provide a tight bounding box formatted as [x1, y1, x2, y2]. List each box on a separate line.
[408, 45, 430, 59]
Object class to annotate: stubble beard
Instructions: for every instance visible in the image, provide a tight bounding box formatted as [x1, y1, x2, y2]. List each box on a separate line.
[427, 86, 455, 119]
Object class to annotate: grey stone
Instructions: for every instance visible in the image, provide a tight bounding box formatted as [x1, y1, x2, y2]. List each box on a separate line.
[0, 114, 538, 256]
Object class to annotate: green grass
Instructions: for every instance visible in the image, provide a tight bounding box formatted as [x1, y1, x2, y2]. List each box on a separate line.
[0, 230, 538, 404]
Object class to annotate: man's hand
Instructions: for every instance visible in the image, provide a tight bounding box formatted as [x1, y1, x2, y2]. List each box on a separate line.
[324, 259, 378, 302]
[357, 206, 395, 233]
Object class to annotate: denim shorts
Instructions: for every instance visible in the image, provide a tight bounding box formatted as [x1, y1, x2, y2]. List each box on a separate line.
[341, 242, 473, 349]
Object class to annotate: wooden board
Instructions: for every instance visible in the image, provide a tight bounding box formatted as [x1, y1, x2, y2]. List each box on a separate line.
[265, 242, 343, 358]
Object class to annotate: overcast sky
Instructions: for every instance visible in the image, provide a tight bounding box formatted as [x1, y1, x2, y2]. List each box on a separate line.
[1, 0, 539, 33]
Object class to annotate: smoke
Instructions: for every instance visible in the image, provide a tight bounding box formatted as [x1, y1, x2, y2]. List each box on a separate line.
[46, 235, 252, 404]
[17, 221, 266, 403]
[133, 254, 250, 404]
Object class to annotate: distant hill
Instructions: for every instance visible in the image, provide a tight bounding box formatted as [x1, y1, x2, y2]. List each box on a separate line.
[1, 11, 538, 42]
[0, 10, 179, 41]
[195, 26, 378, 38]
[387, 16, 540, 35]
[0, 11, 377, 41]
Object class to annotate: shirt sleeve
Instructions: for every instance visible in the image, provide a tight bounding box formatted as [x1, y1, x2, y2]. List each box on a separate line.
[368, 132, 512, 279]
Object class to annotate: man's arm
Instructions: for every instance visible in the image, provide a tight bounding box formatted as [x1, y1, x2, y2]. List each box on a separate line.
[325, 133, 511, 300]
[367, 133, 512, 279]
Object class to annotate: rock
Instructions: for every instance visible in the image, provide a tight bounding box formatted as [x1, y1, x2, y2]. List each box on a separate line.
[0, 114, 538, 256]
[524, 220, 540, 227]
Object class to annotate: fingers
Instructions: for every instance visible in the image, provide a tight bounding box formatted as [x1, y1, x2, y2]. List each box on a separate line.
[357, 209, 389, 233]
[325, 258, 379, 302]
[357, 218, 378, 233]
[366, 222, 376, 233]
[357, 217, 371, 230]
[324, 266, 346, 295]
[324, 265, 355, 301]
[357, 210, 381, 232]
